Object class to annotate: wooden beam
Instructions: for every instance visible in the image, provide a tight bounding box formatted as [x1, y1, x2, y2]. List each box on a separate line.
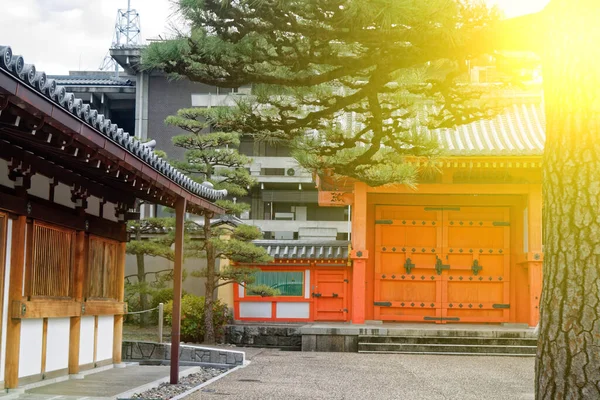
[113, 242, 126, 364]
[83, 301, 127, 316]
[170, 197, 187, 384]
[0, 189, 127, 242]
[93, 316, 98, 365]
[5, 216, 26, 389]
[40, 319, 48, 375]
[69, 231, 86, 374]
[10, 300, 127, 319]
[12, 300, 81, 319]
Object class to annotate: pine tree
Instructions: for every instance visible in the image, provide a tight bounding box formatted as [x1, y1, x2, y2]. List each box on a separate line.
[144, 0, 500, 187]
[166, 108, 273, 344]
[126, 218, 177, 327]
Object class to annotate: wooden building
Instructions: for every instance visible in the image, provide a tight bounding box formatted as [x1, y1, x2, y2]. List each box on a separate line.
[0, 46, 224, 389]
[230, 102, 544, 327]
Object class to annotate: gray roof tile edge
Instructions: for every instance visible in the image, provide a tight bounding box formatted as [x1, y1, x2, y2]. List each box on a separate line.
[0, 45, 226, 202]
[253, 240, 350, 260]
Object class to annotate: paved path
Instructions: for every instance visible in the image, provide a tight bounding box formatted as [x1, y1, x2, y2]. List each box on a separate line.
[193, 349, 534, 400]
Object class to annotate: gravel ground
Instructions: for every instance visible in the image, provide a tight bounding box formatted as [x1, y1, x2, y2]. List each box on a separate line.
[132, 368, 226, 399]
[193, 349, 534, 400]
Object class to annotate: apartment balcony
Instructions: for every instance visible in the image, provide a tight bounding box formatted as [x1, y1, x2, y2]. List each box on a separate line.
[249, 157, 314, 183]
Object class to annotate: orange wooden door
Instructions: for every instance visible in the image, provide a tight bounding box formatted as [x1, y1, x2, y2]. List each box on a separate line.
[442, 207, 511, 323]
[374, 206, 443, 322]
[313, 269, 349, 321]
[374, 206, 511, 323]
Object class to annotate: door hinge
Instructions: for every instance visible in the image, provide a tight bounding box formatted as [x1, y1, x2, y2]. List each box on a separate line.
[332, 293, 338, 298]
[375, 220, 393, 225]
[404, 258, 415, 274]
[342, 308, 348, 313]
[493, 221, 510, 227]
[343, 279, 349, 283]
[312, 293, 322, 298]
[435, 258, 450, 275]
[472, 259, 483, 276]
[374, 301, 392, 307]
[492, 304, 510, 309]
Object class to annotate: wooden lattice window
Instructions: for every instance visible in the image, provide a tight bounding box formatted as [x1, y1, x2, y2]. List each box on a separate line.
[87, 236, 119, 300]
[29, 222, 75, 298]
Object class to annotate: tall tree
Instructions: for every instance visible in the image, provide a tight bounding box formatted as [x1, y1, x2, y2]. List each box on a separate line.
[471, 1, 600, 397]
[536, 1, 600, 398]
[165, 108, 273, 344]
[144, 0, 500, 187]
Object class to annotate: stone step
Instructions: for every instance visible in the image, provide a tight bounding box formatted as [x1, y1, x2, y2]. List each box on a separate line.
[358, 335, 537, 346]
[358, 350, 536, 357]
[357, 342, 537, 355]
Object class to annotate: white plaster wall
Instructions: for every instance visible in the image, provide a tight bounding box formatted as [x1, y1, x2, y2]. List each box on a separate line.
[86, 196, 101, 217]
[276, 302, 310, 319]
[54, 183, 74, 209]
[0, 159, 14, 189]
[18, 319, 43, 378]
[28, 174, 50, 200]
[239, 302, 271, 318]
[103, 202, 118, 222]
[95, 316, 114, 362]
[79, 316, 95, 366]
[45, 318, 70, 372]
[304, 270, 311, 299]
[238, 283, 245, 299]
[0, 219, 12, 380]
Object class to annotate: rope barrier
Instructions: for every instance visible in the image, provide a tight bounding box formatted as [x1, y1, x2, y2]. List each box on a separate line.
[126, 306, 159, 315]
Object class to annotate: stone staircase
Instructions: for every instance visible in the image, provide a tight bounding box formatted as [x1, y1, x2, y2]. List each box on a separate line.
[358, 333, 537, 356]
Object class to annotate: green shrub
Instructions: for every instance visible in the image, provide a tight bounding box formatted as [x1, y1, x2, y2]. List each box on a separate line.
[164, 294, 231, 343]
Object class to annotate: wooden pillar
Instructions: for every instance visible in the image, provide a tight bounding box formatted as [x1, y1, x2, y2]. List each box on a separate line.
[351, 183, 368, 324]
[170, 197, 186, 384]
[527, 186, 543, 326]
[69, 231, 86, 374]
[113, 242, 126, 364]
[5, 216, 26, 388]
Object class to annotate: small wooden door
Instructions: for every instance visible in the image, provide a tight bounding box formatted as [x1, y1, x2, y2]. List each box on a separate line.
[313, 269, 349, 321]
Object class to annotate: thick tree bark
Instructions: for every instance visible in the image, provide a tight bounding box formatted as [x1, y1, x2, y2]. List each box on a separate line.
[135, 230, 149, 327]
[203, 213, 216, 344]
[536, 1, 600, 398]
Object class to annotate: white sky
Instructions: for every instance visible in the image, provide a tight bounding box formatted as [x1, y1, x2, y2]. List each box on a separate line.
[0, 0, 551, 75]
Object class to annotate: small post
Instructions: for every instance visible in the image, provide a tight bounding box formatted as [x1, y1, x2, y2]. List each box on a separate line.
[158, 303, 164, 343]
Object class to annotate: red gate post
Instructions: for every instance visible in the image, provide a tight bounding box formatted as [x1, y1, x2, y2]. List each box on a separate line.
[351, 183, 368, 324]
[170, 197, 187, 384]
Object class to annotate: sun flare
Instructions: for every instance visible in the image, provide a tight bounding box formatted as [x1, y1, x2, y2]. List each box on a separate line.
[491, 0, 551, 18]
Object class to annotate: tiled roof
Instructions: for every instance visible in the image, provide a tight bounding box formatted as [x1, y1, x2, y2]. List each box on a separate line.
[253, 240, 350, 260]
[0, 45, 227, 202]
[432, 103, 545, 156]
[48, 75, 134, 86]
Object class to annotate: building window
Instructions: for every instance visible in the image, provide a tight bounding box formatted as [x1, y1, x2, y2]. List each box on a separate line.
[248, 271, 304, 297]
[87, 236, 119, 300]
[28, 222, 75, 298]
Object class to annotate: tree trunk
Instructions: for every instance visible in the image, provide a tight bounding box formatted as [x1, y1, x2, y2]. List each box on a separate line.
[536, 1, 600, 398]
[136, 230, 149, 327]
[203, 213, 216, 344]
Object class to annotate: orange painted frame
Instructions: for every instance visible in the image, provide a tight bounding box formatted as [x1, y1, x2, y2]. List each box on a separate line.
[232, 264, 352, 322]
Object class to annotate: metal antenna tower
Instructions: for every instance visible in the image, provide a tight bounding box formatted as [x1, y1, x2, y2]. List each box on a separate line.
[99, 0, 142, 75]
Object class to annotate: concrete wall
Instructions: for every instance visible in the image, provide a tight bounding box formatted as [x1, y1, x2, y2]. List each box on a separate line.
[125, 255, 207, 298]
[123, 341, 245, 366]
[147, 76, 218, 160]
